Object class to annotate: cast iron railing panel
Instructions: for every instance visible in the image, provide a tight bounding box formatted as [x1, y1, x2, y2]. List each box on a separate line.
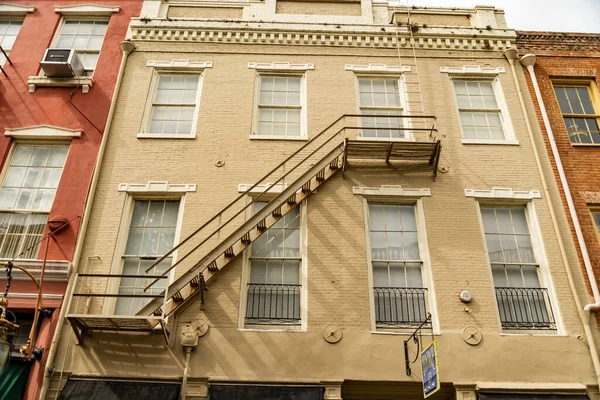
[374, 287, 428, 327]
[495, 287, 555, 330]
[245, 283, 301, 325]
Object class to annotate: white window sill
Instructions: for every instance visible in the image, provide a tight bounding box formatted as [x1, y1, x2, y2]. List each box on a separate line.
[500, 331, 565, 337]
[238, 327, 306, 333]
[137, 133, 197, 139]
[371, 330, 440, 336]
[571, 143, 600, 147]
[462, 139, 519, 145]
[28, 76, 93, 93]
[249, 135, 308, 141]
[356, 137, 414, 142]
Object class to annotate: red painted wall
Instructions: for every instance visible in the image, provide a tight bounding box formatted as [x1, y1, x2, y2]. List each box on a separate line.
[0, 1, 142, 398]
[516, 32, 600, 321]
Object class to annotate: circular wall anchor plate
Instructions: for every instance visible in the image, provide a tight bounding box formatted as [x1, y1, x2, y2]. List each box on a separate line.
[462, 325, 482, 346]
[191, 318, 209, 337]
[323, 324, 343, 344]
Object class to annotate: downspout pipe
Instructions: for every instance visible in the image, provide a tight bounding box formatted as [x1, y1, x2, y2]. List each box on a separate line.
[520, 53, 600, 312]
[504, 48, 600, 390]
[38, 40, 136, 400]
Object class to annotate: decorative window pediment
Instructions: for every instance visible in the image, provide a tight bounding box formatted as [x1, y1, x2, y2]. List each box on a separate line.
[54, 4, 120, 16]
[3, 125, 82, 139]
[0, 3, 35, 16]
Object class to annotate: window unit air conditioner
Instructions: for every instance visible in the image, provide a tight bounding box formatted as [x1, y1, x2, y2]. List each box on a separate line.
[40, 48, 85, 78]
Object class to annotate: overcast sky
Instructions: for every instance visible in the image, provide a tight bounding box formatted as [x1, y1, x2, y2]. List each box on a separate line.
[406, 0, 600, 33]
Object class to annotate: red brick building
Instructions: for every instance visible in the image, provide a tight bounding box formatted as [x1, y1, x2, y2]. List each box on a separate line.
[516, 31, 600, 319]
[0, 1, 141, 398]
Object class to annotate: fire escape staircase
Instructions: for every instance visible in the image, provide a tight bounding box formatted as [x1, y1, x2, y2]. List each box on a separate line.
[66, 114, 441, 344]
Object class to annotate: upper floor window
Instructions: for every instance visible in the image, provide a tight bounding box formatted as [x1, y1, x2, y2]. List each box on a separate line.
[53, 20, 108, 75]
[145, 74, 201, 137]
[254, 75, 304, 138]
[553, 84, 600, 145]
[0, 145, 68, 259]
[368, 203, 429, 328]
[0, 20, 23, 65]
[358, 78, 405, 140]
[480, 205, 556, 331]
[453, 80, 510, 142]
[593, 210, 600, 241]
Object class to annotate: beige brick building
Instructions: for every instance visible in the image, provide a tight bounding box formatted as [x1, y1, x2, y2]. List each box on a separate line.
[44, 1, 600, 399]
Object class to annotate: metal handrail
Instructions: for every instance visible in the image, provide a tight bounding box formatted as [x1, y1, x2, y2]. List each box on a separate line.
[143, 115, 438, 292]
[495, 287, 555, 330]
[246, 283, 301, 324]
[374, 286, 429, 326]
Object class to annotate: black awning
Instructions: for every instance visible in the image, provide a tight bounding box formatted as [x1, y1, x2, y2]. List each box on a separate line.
[478, 393, 589, 400]
[57, 379, 180, 400]
[209, 384, 323, 400]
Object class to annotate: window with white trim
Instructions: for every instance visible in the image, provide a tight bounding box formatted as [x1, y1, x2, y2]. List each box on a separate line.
[255, 75, 303, 138]
[0, 145, 68, 259]
[553, 84, 600, 144]
[480, 205, 556, 331]
[0, 20, 23, 66]
[114, 200, 180, 315]
[53, 20, 108, 75]
[358, 78, 405, 139]
[245, 201, 301, 325]
[146, 74, 201, 137]
[368, 203, 429, 328]
[453, 80, 507, 141]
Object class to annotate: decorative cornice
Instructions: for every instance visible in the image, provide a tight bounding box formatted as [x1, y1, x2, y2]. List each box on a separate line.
[7, 259, 70, 282]
[55, 4, 120, 16]
[440, 65, 505, 74]
[0, 3, 34, 15]
[353, 185, 431, 197]
[345, 63, 411, 73]
[130, 26, 513, 51]
[118, 181, 197, 193]
[247, 62, 314, 71]
[147, 59, 213, 70]
[4, 125, 82, 139]
[464, 187, 541, 200]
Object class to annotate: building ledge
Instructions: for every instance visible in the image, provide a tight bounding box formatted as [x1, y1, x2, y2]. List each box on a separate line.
[3, 259, 70, 282]
[28, 76, 93, 93]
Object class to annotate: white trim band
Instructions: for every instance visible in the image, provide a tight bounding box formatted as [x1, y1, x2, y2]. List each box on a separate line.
[146, 60, 213, 70]
[118, 181, 197, 193]
[440, 65, 505, 74]
[55, 4, 120, 16]
[238, 183, 289, 194]
[465, 187, 541, 200]
[248, 62, 314, 71]
[0, 3, 34, 15]
[345, 64, 411, 73]
[4, 125, 82, 139]
[353, 185, 431, 197]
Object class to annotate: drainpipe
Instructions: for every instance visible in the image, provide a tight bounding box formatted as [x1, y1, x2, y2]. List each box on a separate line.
[38, 40, 136, 400]
[504, 48, 600, 389]
[520, 53, 600, 311]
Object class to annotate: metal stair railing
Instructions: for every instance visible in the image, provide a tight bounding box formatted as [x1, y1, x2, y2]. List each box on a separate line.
[136, 114, 438, 318]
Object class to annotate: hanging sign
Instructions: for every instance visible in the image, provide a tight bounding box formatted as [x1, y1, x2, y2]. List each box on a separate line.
[421, 340, 440, 398]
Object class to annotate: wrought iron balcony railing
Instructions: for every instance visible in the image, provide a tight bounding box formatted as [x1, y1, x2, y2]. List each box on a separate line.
[245, 283, 301, 325]
[374, 287, 429, 327]
[495, 287, 556, 330]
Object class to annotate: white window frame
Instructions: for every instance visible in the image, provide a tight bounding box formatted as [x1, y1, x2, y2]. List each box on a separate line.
[473, 198, 564, 335]
[0, 18, 24, 66]
[353, 73, 411, 142]
[0, 141, 70, 260]
[250, 72, 309, 141]
[358, 191, 438, 334]
[238, 191, 308, 331]
[138, 68, 206, 139]
[449, 76, 518, 145]
[49, 16, 111, 77]
[104, 193, 186, 316]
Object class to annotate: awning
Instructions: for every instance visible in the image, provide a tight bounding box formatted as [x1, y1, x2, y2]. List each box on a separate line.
[209, 384, 323, 400]
[57, 379, 180, 400]
[478, 393, 589, 400]
[0, 360, 31, 400]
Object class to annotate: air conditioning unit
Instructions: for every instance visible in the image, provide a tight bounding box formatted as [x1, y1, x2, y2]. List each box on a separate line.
[40, 49, 85, 78]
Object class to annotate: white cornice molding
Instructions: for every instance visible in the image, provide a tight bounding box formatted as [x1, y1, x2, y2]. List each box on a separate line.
[129, 24, 514, 51]
[6, 259, 70, 282]
[353, 185, 431, 197]
[55, 4, 120, 16]
[440, 65, 506, 74]
[118, 181, 197, 193]
[238, 183, 289, 194]
[345, 64, 411, 73]
[147, 59, 213, 70]
[0, 3, 35, 15]
[464, 187, 541, 200]
[4, 125, 82, 139]
[247, 62, 314, 71]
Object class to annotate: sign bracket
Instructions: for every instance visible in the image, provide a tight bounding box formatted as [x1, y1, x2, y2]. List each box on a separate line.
[403, 313, 432, 376]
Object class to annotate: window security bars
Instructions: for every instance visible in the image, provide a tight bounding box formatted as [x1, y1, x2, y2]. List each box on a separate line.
[495, 287, 555, 330]
[373, 287, 429, 327]
[245, 283, 301, 325]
